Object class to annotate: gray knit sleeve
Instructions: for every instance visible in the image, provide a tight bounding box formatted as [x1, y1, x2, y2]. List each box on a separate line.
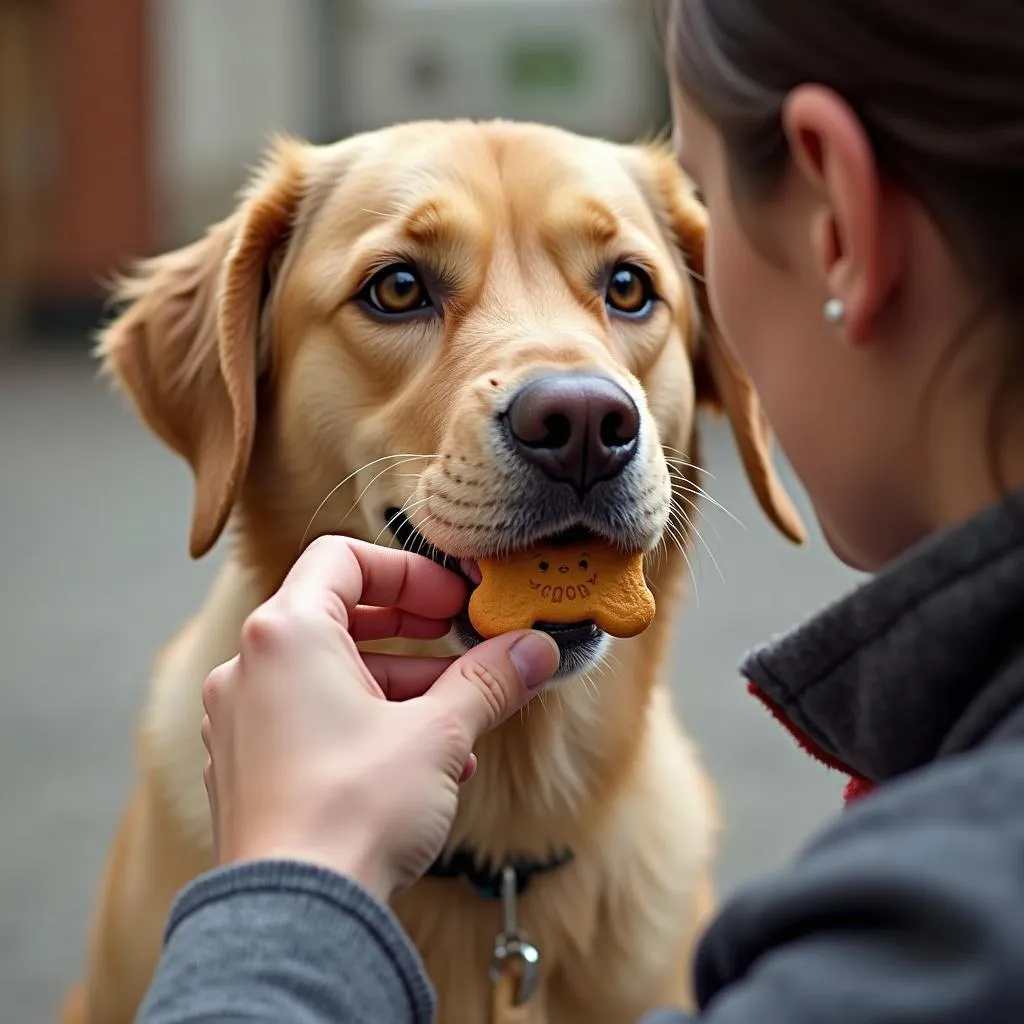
[136, 860, 436, 1023]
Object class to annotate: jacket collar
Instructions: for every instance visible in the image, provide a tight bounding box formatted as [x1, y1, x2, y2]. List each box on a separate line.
[742, 492, 1024, 798]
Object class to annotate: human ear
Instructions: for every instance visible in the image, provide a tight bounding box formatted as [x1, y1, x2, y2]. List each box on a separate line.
[782, 84, 906, 343]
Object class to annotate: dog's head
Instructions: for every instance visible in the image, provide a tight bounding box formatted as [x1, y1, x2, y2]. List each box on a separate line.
[98, 121, 803, 676]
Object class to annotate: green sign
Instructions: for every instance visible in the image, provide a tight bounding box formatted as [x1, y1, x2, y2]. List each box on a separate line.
[506, 39, 584, 93]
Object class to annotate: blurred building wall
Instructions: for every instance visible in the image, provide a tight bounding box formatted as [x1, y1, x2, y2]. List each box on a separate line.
[1, 0, 150, 342]
[153, 0, 321, 247]
[155, 0, 668, 246]
[2, 0, 668, 344]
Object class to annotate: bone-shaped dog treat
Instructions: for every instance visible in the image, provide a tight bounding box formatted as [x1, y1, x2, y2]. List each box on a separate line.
[467, 541, 656, 639]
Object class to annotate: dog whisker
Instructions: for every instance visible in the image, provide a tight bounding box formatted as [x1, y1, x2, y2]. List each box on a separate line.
[666, 503, 695, 547]
[359, 207, 400, 220]
[668, 487, 706, 523]
[669, 484, 727, 550]
[396, 516, 424, 556]
[670, 500, 725, 585]
[672, 489, 744, 542]
[648, 536, 666, 578]
[416, 520, 439, 559]
[665, 463, 721, 500]
[669, 471, 722, 502]
[666, 464, 741, 532]
[654, 538, 670, 578]
[406, 513, 439, 559]
[579, 646, 621, 703]
[377, 497, 436, 558]
[576, 671, 598, 704]
[340, 456, 436, 530]
[664, 458, 715, 484]
[372, 497, 432, 548]
[663, 517, 700, 604]
[300, 453, 437, 551]
[669, 473, 744, 530]
[661, 446, 714, 478]
[586, 674, 599, 703]
[591, 649, 613, 679]
[393, 490, 432, 526]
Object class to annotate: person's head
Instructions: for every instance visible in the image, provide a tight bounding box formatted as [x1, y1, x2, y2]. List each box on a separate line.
[666, 0, 1024, 570]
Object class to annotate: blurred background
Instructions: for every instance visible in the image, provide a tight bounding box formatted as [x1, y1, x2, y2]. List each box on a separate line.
[1, 0, 864, 1019]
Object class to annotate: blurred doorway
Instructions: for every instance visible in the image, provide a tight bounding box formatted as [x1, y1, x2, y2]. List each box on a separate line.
[0, 0, 151, 345]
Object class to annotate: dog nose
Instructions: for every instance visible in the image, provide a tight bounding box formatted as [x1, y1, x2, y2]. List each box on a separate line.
[505, 373, 640, 493]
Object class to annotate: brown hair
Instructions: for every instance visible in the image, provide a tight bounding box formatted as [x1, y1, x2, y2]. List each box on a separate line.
[667, 0, 1024, 317]
[667, 0, 1024, 489]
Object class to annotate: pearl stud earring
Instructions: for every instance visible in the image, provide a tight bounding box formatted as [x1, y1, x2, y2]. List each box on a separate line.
[823, 297, 845, 325]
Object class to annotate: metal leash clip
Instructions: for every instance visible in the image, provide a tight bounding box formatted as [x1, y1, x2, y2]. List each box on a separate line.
[489, 864, 541, 1006]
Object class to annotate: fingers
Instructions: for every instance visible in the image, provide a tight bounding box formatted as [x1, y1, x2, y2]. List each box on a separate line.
[202, 658, 235, 722]
[202, 662, 233, 864]
[424, 631, 559, 745]
[201, 719, 221, 862]
[459, 753, 479, 784]
[349, 605, 454, 643]
[344, 538, 468, 618]
[279, 535, 467, 621]
[361, 652, 457, 700]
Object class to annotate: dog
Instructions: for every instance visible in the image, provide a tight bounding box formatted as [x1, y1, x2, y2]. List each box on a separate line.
[61, 119, 804, 1024]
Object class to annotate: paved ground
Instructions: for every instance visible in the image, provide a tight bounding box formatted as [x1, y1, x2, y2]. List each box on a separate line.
[1, 349, 863, 1022]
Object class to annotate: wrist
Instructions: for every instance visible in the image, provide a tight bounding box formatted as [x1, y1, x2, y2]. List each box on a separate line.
[227, 838, 395, 905]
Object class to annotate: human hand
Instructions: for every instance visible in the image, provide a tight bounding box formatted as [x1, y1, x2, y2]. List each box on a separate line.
[200, 535, 560, 903]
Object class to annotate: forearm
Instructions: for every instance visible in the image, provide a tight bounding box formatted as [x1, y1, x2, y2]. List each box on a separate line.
[137, 860, 436, 1024]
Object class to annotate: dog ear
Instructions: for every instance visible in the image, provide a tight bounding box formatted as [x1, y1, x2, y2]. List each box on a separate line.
[669, 186, 806, 544]
[636, 149, 806, 544]
[96, 138, 306, 558]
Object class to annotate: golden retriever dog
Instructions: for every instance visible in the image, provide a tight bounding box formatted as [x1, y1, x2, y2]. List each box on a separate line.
[62, 119, 804, 1024]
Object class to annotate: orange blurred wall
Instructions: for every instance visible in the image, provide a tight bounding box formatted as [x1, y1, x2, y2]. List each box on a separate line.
[0, 0, 151, 335]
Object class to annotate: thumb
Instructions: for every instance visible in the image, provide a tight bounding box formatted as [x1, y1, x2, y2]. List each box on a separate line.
[425, 630, 560, 745]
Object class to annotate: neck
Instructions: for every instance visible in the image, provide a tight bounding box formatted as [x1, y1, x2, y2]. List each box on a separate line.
[923, 342, 1024, 540]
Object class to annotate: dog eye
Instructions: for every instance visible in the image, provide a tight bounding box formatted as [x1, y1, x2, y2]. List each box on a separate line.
[606, 264, 655, 318]
[363, 264, 432, 315]
[578, 558, 588, 570]
[538, 560, 549, 572]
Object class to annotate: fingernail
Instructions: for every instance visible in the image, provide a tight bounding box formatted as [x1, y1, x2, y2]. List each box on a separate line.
[509, 632, 560, 690]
